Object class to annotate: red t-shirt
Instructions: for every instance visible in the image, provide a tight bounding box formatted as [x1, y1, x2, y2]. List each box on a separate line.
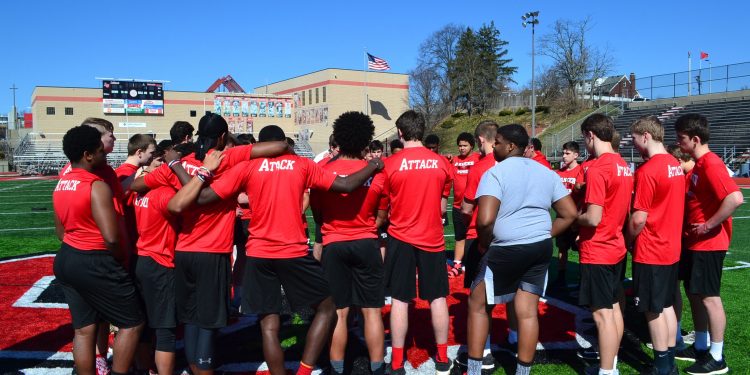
[382, 147, 453, 252]
[211, 155, 337, 259]
[115, 163, 139, 203]
[532, 150, 552, 169]
[578, 153, 634, 265]
[53, 168, 107, 251]
[632, 154, 686, 265]
[135, 186, 178, 267]
[311, 159, 385, 246]
[557, 164, 584, 206]
[144, 153, 202, 190]
[452, 153, 480, 209]
[60, 162, 125, 216]
[463, 154, 496, 240]
[684, 152, 740, 251]
[115, 163, 140, 248]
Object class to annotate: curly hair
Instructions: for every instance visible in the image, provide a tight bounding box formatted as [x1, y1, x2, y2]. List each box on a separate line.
[333, 111, 374, 158]
[63, 125, 102, 162]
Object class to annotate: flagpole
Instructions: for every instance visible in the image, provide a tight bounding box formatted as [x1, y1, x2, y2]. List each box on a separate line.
[688, 52, 691, 97]
[364, 49, 369, 115]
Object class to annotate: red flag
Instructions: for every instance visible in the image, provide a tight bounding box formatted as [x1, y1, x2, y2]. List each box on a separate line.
[700, 51, 709, 60]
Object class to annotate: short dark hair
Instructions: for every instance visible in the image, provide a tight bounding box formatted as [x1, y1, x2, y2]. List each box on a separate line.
[156, 139, 173, 156]
[369, 140, 384, 152]
[195, 114, 229, 160]
[456, 132, 475, 148]
[390, 139, 404, 150]
[63, 125, 102, 162]
[396, 110, 425, 141]
[237, 134, 256, 144]
[530, 138, 543, 151]
[170, 121, 194, 143]
[258, 125, 286, 142]
[424, 134, 440, 146]
[81, 117, 114, 132]
[674, 113, 710, 144]
[581, 113, 615, 142]
[497, 124, 529, 150]
[127, 134, 156, 156]
[328, 134, 338, 148]
[475, 120, 499, 141]
[668, 144, 693, 162]
[286, 137, 295, 148]
[333, 112, 375, 158]
[562, 141, 580, 153]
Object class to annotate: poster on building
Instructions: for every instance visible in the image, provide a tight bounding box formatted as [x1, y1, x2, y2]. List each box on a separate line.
[232, 99, 240, 117]
[259, 101, 267, 117]
[268, 101, 275, 117]
[214, 94, 259, 135]
[294, 106, 328, 126]
[241, 100, 249, 117]
[250, 100, 258, 117]
[284, 100, 292, 118]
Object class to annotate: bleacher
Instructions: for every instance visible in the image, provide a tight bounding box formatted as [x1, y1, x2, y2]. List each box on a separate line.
[614, 98, 750, 167]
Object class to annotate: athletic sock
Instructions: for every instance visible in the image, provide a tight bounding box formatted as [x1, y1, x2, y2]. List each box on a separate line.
[483, 335, 492, 356]
[467, 357, 483, 375]
[330, 360, 344, 374]
[297, 361, 313, 375]
[515, 359, 532, 375]
[667, 346, 676, 367]
[613, 355, 618, 368]
[370, 361, 385, 375]
[508, 329, 518, 344]
[597, 369, 614, 375]
[391, 347, 404, 369]
[695, 331, 709, 351]
[709, 341, 724, 361]
[436, 343, 449, 363]
[653, 350, 670, 375]
[676, 321, 684, 347]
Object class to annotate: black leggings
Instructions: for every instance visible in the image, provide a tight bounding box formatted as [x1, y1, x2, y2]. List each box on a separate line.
[154, 328, 176, 353]
[183, 324, 216, 370]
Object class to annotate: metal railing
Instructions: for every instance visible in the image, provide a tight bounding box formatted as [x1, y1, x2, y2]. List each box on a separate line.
[636, 61, 750, 100]
[540, 104, 621, 158]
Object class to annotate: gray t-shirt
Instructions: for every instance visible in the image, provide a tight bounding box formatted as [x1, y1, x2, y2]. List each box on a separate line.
[476, 156, 569, 246]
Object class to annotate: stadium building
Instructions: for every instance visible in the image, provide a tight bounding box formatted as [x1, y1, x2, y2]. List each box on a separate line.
[17, 69, 408, 174]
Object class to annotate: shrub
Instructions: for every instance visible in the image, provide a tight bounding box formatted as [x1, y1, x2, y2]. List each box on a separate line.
[451, 112, 466, 118]
[535, 105, 550, 114]
[440, 119, 456, 129]
[498, 109, 513, 116]
[514, 107, 529, 116]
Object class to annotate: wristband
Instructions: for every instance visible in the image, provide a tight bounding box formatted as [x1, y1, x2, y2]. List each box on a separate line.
[168, 160, 180, 169]
[198, 166, 214, 178]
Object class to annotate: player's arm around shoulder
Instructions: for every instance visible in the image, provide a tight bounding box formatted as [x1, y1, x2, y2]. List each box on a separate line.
[167, 151, 225, 214]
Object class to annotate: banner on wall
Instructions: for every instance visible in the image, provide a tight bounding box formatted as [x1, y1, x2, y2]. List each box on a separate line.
[295, 106, 328, 126]
[214, 94, 293, 133]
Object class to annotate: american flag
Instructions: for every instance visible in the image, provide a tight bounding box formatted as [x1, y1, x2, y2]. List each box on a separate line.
[367, 53, 390, 71]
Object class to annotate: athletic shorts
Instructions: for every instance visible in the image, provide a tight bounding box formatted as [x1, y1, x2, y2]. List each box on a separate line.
[579, 260, 625, 309]
[463, 238, 480, 289]
[452, 207, 468, 241]
[53, 242, 144, 329]
[474, 238, 552, 304]
[135, 255, 176, 329]
[555, 227, 578, 252]
[322, 238, 384, 309]
[632, 261, 679, 314]
[680, 250, 726, 297]
[384, 236, 449, 302]
[174, 252, 230, 329]
[243, 254, 330, 315]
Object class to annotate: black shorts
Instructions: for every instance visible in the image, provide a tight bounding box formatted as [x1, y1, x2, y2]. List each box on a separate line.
[384, 236, 449, 302]
[135, 255, 176, 329]
[463, 238, 480, 289]
[476, 238, 552, 304]
[680, 250, 725, 297]
[53, 243, 144, 329]
[322, 238, 384, 309]
[579, 260, 625, 310]
[452, 207, 468, 241]
[174, 251, 231, 329]
[243, 254, 330, 315]
[555, 228, 578, 252]
[632, 262, 679, 313]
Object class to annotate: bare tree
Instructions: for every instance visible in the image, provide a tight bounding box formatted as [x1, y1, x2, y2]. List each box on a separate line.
[409, 63, 445, 129]
[418, 24, 464, 109]
[539, 18, 592, 105]
[588, 46, 615, 106]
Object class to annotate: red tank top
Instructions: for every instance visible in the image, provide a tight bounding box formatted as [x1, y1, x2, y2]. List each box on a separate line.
[53, 168, 107, 250]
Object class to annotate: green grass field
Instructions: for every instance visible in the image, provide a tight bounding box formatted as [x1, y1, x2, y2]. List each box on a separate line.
[0, 179, 748, 374]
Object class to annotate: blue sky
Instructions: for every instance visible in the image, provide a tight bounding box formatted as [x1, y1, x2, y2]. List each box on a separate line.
[2, 0, 748, 111]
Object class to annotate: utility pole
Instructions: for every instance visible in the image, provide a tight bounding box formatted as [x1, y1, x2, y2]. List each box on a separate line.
[9, 84, 18, 130]
[522, 11, 540, 137]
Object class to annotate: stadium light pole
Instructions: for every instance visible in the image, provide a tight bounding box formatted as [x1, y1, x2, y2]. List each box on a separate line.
[522, 11, 540, 137]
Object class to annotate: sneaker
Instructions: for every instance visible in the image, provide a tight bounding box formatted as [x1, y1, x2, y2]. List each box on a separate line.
[434, 356, 453, 375]
[682, 330, 696, 345]
[388, 364, 406, 375]
[685, 356, 729, 374]
[481, 352, 495, 371]
[577, 347, 600, 361]
[640, 367, 659, 375]
[453, 352, 495, 372]
[448, 263, 464, 278]
[675, 345, 708, 363]
[95, 355, 110, 375]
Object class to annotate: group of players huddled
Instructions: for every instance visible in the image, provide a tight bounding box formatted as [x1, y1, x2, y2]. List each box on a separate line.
[52, 108, 741, 375]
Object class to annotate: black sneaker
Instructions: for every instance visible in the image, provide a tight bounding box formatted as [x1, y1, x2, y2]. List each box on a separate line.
[577, 347, 600, 361]
[387, 364, 406, 375]
[453, 352, 495, 373]
[639, 367, 659, 375]
[434, 356, 453, 375]
[675, 345, 708, 363]
[685, 356, 729, 374]
[481, 352, 495, 371]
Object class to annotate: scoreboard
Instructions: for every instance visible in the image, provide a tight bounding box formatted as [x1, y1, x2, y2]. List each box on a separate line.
[102, 80, 164, 115]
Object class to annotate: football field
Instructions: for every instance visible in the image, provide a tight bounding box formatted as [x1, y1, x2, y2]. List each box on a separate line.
[0, 178, 748, 374]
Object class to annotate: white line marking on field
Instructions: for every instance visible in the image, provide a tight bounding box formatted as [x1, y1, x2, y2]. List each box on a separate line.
[733, 216, 750, 219]
[13, 276, 68, 309]
[0, 253, 55, 264]
[0, 201, 52, 205]
[723, 261, 750, 271]
[0, 227, 55, 232]
[0, 180, 56, 192]
[0, 211, 53, 215]
[0, 194, 51, 197]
